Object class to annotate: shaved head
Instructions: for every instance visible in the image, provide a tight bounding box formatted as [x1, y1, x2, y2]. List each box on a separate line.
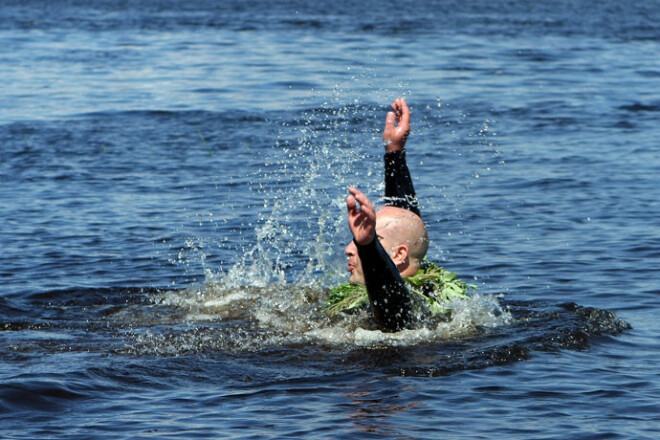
[375, 206, 428, 263]
[345, 205, 428, 285]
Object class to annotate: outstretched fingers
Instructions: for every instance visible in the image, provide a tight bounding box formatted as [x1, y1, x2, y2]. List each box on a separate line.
[391, 98, 410, 129]
[392, 98, 401, 120]
[348, 187, 374, 216]
[347, 187, 376, 245]
[384, 98, 411, 152]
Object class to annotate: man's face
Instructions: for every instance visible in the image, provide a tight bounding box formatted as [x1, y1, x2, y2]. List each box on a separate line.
[344, 239, 365, 285]
[344, 214, 397, 285]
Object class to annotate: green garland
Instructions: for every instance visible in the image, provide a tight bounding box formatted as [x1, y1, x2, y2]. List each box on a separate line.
[324, 261, 475, 317]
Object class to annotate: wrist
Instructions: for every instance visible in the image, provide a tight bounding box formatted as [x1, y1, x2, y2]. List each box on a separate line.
[354, 232, 376, 247]
[385, 148, 406, 157]
[384, 140, 406, 152]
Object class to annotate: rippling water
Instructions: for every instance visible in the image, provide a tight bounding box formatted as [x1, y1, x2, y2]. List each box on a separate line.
[2, 0, 660, 438]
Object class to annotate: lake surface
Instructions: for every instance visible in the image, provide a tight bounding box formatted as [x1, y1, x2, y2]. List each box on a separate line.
[1, 0, 659, 438]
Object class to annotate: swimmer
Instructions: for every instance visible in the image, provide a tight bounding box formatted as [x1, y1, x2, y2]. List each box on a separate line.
[344, 99, 430, 331]
[325, 99, 471, 330]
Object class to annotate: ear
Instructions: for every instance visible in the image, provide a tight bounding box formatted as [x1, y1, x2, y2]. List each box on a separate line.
[389, 244, 409, 267]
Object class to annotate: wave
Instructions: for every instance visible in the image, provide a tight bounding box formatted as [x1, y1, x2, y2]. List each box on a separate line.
[0, 277, 630, 383]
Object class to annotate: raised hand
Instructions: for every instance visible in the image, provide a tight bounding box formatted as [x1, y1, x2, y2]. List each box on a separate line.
[346, 187, 376, 246]
[383, 98, 411, 152]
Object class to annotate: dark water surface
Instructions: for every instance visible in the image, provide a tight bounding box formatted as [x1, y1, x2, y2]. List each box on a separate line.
[2, 1, 659, 438]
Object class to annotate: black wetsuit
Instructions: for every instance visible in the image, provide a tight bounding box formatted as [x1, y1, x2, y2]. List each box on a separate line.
[355, 150, 420, 331]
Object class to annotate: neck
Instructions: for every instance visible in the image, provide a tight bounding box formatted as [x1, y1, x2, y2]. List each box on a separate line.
[398, 259, 420, 277]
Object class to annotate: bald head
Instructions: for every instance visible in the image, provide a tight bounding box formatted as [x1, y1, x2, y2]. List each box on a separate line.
[375, 206, 428, 272]
[345, 205, 428, 285]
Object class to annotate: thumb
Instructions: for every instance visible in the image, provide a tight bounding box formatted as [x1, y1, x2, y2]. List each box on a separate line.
[384, 111, 395, 134]
[346, 195, 356, 213]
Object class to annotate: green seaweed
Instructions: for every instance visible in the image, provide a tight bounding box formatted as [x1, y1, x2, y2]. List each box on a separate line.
[323, 261, 475, 317]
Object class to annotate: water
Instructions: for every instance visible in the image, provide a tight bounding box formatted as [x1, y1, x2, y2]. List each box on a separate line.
[2, 0, 659, 438]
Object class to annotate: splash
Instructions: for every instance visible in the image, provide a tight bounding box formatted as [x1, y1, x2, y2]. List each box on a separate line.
[133, 281, 513, 355]
[149, 82, 521, 353]
[211, 100, 386, 287]
[129, 283, 630, 373]
[143, 95, 517, 354]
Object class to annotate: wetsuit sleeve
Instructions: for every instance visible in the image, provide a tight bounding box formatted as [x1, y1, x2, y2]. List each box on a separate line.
[384, 150, 421, 217]
[356, 238, 414, 331]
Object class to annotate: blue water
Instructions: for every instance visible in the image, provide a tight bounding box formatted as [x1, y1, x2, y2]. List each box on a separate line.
[2, 0, 659, 438]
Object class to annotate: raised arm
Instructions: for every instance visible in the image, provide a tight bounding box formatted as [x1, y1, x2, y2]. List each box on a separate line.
[382, 99, 420, 217]
[346, 187, 414, 331]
